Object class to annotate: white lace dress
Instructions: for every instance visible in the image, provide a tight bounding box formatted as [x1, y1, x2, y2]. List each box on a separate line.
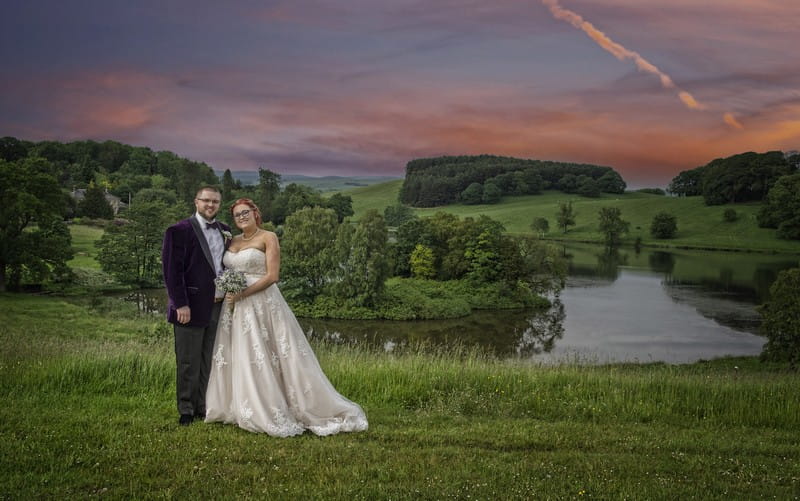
[204, 248, 368, 436]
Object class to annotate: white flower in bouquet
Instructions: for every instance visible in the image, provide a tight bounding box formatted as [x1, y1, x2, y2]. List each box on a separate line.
[215, 269, 247, 311]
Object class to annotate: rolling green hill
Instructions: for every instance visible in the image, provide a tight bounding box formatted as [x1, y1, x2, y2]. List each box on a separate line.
[344, 181, 800, 254]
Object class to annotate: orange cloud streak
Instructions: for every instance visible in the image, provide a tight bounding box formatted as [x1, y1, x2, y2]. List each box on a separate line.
[540, 0, 736, 123]
[723, 112, 743, 129]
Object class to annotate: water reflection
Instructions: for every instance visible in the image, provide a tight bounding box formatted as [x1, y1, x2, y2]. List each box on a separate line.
[564, 243, 798, 303]
[113, 244, 798, 363]
[299, 299, 565, 358]
[121, 289, 167, 314]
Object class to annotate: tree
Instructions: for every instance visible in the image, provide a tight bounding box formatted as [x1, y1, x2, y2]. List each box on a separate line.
[410, 244, 436, 279]
[531, 217, 549, 236]
[598, 207, 630, 247]
[272, 183, 324, 224]
[331, 210, 389, 306]
[596, 171, 626, 194]
[460, 182, 483, 204]
[668, 167, 706, 197]
[281, 207, 338, 300]
[324, 193, 354, 222]
[758, 268, 800, 365]
[392, 218, 430, 276]
[557, 174, 579, 193]
[79, 183, 114, 219]
[222, 169, 236, 203]
[0, 136, 31, 162]
[481, 181, 502, 204]
[700, 151, 791, 205]
[0, 157, 72, 291]
[650, 212, 677, 239]
[96, 201, 181, 286]
[464, 219, 505, 283]
[383, 204, 416, 227]
[556, 201, 576, 234]
[757, 173, 800, 240]
[174, 158, 218, 205]
[257, 168, 281, 222]
[133, 188, 177, 206]
[576, 176, 600, 198]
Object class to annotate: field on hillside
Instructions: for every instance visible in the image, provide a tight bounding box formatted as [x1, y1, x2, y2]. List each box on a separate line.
[345, 181, 800, 253]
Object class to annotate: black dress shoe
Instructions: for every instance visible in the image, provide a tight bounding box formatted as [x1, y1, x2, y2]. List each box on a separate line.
[179, 414, 194, 426]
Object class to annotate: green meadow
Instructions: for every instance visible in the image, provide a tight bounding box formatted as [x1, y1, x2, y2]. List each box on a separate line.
[1, 293, 799, 499]
[346, 181, 800, 254]
[66, 224, 104, 270]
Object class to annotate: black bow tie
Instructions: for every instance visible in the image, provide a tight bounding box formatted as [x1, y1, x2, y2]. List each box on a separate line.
[205, 221, 219, 230]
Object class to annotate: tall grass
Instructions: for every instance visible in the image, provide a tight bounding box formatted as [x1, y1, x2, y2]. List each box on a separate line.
[2, 293, 799, 499]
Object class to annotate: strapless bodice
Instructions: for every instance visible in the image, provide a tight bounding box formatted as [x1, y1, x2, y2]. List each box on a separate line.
[223, 247, 266, 278]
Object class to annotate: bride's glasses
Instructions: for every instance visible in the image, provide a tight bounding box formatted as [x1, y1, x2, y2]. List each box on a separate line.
[233, 209, 251, 219]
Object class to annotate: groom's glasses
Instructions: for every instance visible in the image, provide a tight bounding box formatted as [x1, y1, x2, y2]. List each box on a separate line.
[233, 210, 251, 219]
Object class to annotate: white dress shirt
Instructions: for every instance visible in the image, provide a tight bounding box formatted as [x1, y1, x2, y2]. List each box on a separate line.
[195, 213, 225, 299]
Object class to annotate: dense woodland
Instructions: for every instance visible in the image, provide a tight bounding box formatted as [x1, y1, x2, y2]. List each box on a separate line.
[667, 150, 800, 240]
[667, 150, 798, 204]
[399, 155, 627, 207]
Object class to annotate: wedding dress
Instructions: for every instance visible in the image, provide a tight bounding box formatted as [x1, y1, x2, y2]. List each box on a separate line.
[205, 247, 368, 436]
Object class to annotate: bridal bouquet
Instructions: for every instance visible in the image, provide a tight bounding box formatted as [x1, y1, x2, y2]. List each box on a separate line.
[214, 269, 247, 311]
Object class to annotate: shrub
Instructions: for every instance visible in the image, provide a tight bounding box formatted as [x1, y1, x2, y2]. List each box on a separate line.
[636, 188, 666, 195]
[723, 208, 738, 222]
[650, 212, 677, 239]
[758, 268, 800, 366]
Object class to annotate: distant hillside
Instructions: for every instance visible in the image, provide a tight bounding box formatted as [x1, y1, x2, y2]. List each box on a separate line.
[342, 180, 800, 253]
[217, 171, 400, 192]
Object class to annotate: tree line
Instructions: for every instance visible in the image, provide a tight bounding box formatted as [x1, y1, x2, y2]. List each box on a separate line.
[667, 150, 800, 239]
[398, 155, 626, 207]
[0, 136, 354, 290]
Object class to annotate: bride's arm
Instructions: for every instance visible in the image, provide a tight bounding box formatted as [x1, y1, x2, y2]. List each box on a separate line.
[230, 231, 280, 302]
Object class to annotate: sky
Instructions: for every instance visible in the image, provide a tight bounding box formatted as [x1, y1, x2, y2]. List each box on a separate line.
[1, 0, 798, 187]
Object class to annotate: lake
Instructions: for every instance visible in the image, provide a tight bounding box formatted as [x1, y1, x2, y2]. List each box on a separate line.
[123, 243, 799, 364]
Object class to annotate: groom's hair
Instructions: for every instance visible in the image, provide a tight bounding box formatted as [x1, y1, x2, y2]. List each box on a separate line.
[195, 185, 221, 197]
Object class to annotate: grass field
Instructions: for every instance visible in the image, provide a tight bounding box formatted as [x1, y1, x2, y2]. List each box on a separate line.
[67, 224, 104, 270]
[1, 293, 799, 499]
[345, 182, 800, 254]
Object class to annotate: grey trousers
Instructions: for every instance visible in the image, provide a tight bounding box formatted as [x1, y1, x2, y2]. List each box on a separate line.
[173, 302, 222, 416]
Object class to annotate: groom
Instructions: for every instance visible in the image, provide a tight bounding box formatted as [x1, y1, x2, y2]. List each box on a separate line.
[162, 186, 231, 426]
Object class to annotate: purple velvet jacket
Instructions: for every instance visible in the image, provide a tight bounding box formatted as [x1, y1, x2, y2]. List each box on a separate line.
[162, 217, 231, 327]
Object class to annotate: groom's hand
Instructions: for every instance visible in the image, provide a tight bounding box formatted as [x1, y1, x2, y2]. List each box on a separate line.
[176, 306, 191, 324]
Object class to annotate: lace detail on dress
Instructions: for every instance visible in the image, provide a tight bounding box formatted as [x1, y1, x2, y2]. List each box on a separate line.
[214, 345, 228, 370]
[252, 342, 265, 371]
[268, 407, 304, 437]
[220, 308, 233, 330]
[240, 399, 254, 427]
[308, 416, 369, 437]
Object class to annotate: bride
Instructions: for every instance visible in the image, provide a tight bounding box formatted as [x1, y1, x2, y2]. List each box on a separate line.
[204, 198, 368, 436]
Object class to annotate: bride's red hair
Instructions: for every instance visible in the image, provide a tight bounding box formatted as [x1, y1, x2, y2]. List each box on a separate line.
[229, 198, 263, 226]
